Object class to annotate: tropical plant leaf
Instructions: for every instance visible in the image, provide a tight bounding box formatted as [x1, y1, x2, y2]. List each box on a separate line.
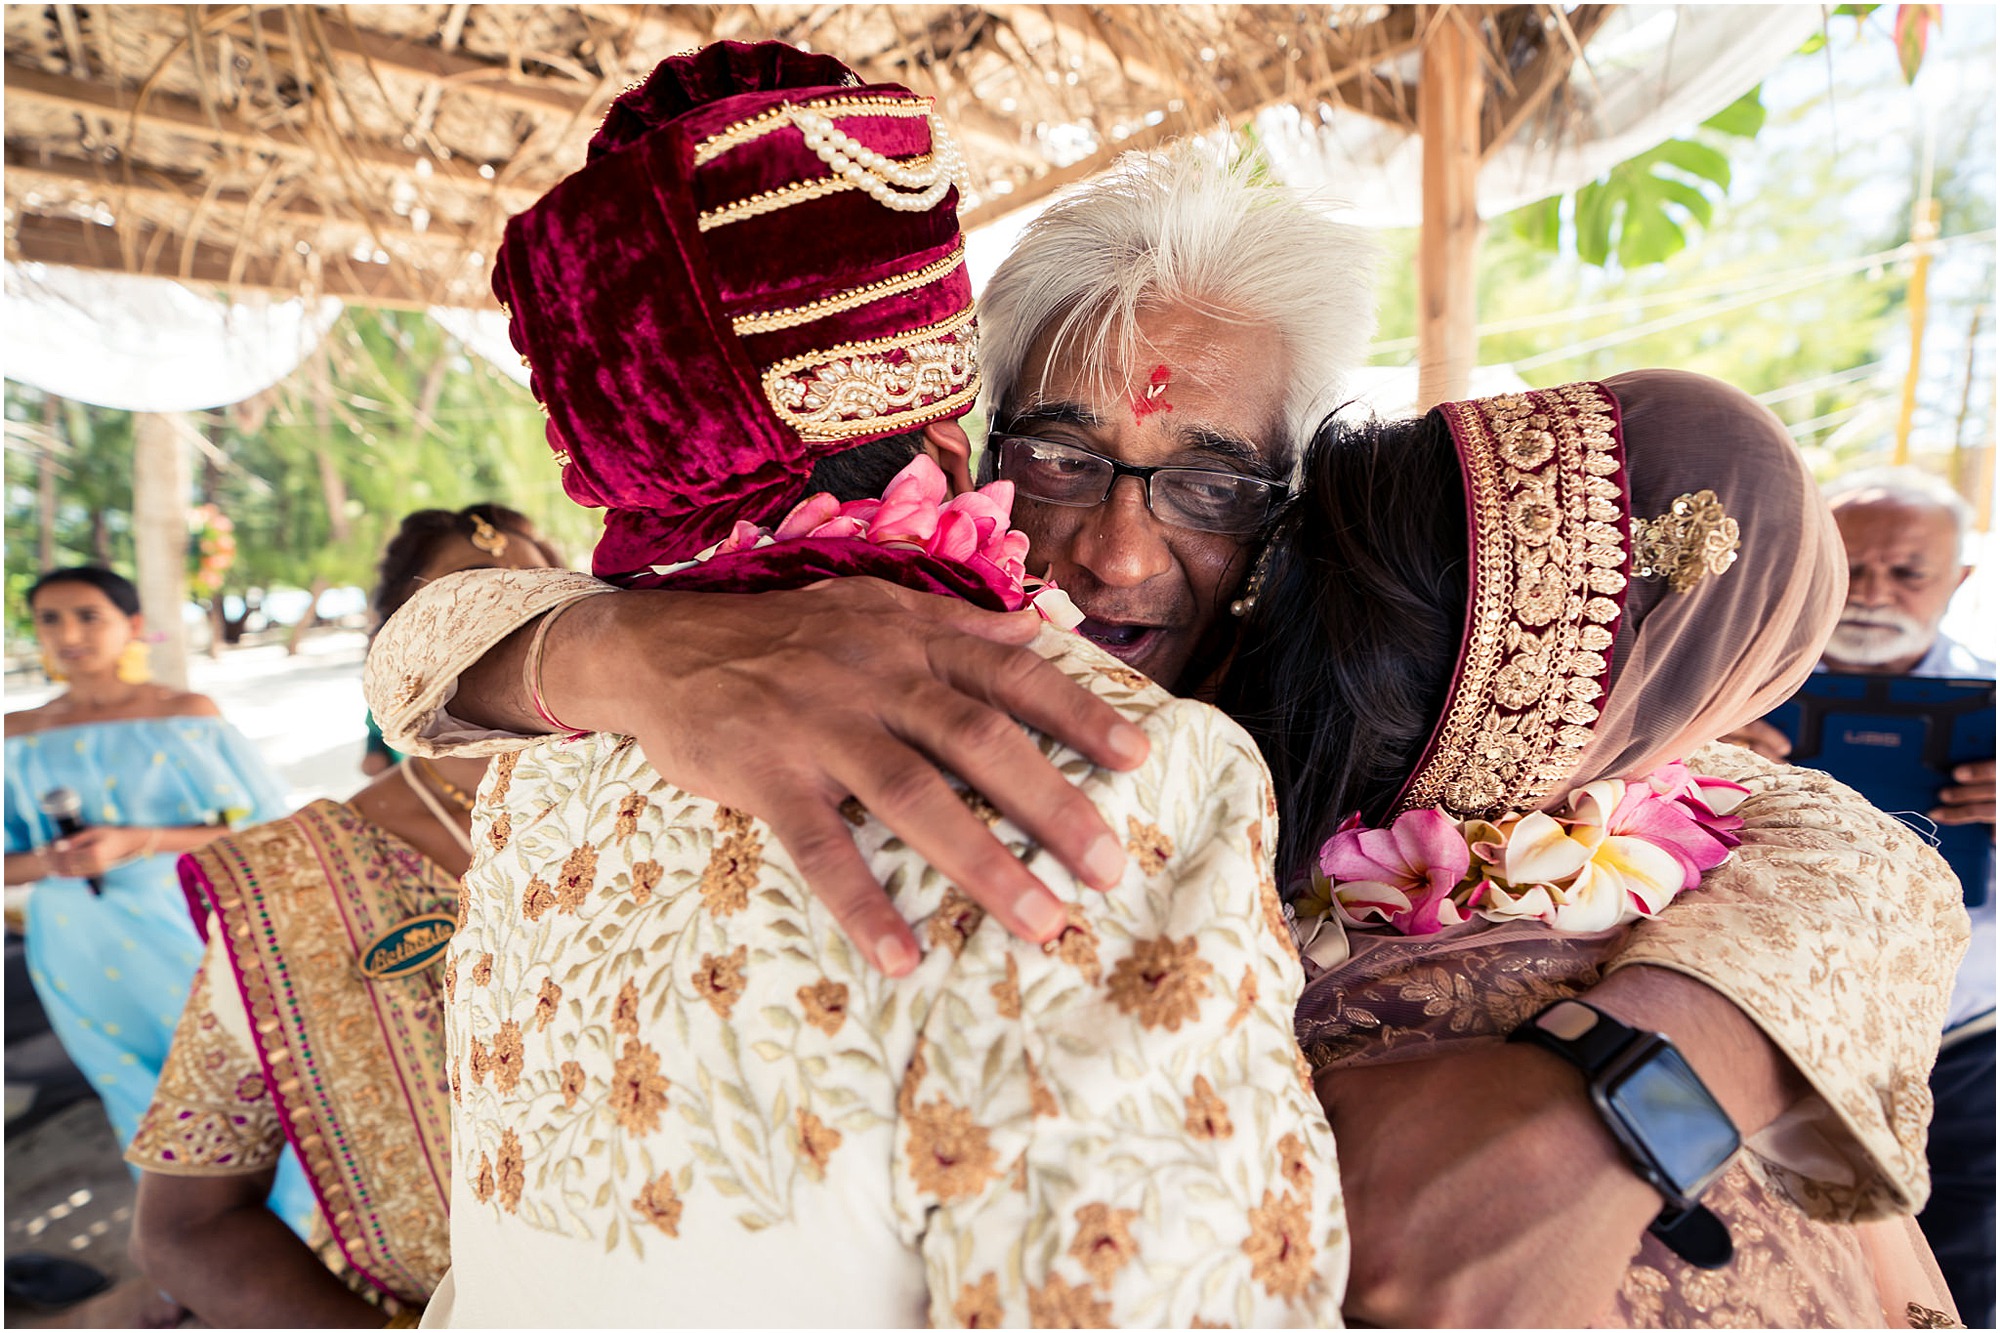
[1700, 87, 1767, 140]
[1894, 4, 1941, 84]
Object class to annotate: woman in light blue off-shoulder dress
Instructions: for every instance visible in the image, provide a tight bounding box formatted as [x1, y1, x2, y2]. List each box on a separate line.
[3, 566, 312, 1231]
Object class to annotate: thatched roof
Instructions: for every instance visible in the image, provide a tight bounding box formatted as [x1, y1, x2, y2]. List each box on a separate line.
[4, 4, 1609, 309]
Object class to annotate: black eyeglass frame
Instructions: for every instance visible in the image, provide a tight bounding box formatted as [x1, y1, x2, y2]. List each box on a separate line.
[987, 433, 1287, 537]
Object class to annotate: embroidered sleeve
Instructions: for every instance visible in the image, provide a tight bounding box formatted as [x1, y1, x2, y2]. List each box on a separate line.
[126, 932, 286, 1177]
[363, 567, 613, 757]
[1609, 741, 1969, 1221]
[898, 687, 1347, 1328]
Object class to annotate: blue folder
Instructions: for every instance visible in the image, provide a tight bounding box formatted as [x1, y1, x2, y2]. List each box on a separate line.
[1763, 673, 1994, 908]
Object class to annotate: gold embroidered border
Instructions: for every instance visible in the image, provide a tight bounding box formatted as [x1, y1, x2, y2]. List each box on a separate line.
[762, 304, 979, 443]
[691, 95, 934, 166]
[697, 153, 936, 232]
[1397, 382, 1629, 820]
[732, 240, 966, 336]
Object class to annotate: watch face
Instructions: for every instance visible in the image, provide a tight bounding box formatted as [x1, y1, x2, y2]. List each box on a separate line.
[1605, 1046, 1740, 1200]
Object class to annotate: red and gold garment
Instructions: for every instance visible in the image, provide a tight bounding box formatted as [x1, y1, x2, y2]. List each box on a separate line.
[126, 800, 455, 1307]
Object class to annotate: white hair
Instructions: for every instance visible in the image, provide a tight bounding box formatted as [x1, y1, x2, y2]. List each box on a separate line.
[1823, 464, 1974, 559]
[977, 141, 1381, 455]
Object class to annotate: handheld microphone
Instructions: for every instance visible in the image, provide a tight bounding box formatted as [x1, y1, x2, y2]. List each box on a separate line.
[38, 788, 103, 897]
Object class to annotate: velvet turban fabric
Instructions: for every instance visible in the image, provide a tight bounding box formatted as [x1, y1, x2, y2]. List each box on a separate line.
[493, 41, 980, 589]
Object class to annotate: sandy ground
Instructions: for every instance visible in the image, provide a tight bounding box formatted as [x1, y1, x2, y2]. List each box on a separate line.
[4, 632, 372, 1326]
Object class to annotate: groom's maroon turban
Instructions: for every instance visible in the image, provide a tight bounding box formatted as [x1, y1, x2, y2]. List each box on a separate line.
[494, 41, 977, 586]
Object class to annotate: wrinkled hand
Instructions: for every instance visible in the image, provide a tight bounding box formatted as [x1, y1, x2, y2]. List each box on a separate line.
[1319, 1044, 1657, 1327]
[1716, 718, 1791, 763]
[46, 825, 152, 879]
[547, 578, 1148, 975]
[1931, 760, 1996, 826]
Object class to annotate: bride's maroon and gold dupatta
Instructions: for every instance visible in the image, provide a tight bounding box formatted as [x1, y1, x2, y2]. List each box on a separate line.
[180, 799, 456, 1306]
[1288, 373, 1963, 1328]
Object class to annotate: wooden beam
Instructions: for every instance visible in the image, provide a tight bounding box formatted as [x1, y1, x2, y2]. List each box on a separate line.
[1417, 10, 1486, 409]
[133, 411, 192, 687]
[1481, 4, 1616, 156]
[6, 150, 491, 251]
[9, 212, 481, 311]
[4, 62, 540, 197]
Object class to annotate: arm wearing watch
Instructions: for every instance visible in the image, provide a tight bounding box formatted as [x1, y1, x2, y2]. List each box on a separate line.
[1605, 742, 1968, 1221]
[1511, 999, 1741, 1269]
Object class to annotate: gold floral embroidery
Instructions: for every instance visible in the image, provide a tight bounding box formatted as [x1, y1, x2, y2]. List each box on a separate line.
[1184, 1074, 1234, 1139]
[487, 811, 511, 850]
[954, 1273, 1003, 1328]
[489, 1021, 524, 1094]
[762, 306, 979, 445]
[125, 960, 286, 1176]
[495, 1127, 524, 1212]
[960, 787, 1003, 827]
[1228, 970, 1258, 1031]
[1633, 489, 1741, 593]
[1069, 1203, 1140, 1289]
[700, 808, 760, 916]
[1108, 936, 1212, 1031]
[472, 1151, 494, 1203]
[630, 860, 661, 905]
[559, 1060, 584, 1109]
[613, 792, 647, 843]
[521, 876, 554, 921]
[906, 1097, 999, 1201]
[485, 751, 516, 805]
[633, 1172, 683, 1237]
[610, 1038, 670, 1135]
[441, 954, 457, 1001]
[798, 978, 849, 1036]
[533, 977, 561, 1031]
[1401, 384, 1628, 820]
[556, 845, 596, 912]
[795, 1109, 843, 1179]
[692, 946, 749, 1018]
[613, 979, 640, 1036]
[1025, 1051, 1058, 1118]
[926, 887, 986, 956]
[733, 242, 966, 337]
[991, 955, 1022, 1020]
[470, 953, 493, 986]
[1126, 817, 1174, 876]
[1243, 1189, 1315, 1302]
[1043, 907, 1101, 984]
[1028, 1273, 1112, 1329]
[468, 1034, 490, 1085]
[1907, 1303, 1962, 1329]
[1275, 1132, 1312, 1193]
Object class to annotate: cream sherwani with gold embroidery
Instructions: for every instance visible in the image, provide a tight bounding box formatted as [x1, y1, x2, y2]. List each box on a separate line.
[427, 621, 1343, 1328]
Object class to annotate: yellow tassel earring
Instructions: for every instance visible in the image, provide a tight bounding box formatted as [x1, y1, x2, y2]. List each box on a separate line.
[115, 640, 153, 685]
[39, 651, 66, 683]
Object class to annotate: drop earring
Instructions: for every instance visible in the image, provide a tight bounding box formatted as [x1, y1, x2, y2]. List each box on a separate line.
[1229, 545, 1274, 618]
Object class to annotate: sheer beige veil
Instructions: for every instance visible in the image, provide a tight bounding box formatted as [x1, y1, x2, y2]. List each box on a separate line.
[1569, 368, 1847, 795]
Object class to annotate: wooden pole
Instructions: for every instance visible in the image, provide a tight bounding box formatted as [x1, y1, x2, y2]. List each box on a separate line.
[38, 394, 60, 571]
[1416, 12, 1486, 411]
[132, 412, 192, 690]
[1893, 196, 1943, 464]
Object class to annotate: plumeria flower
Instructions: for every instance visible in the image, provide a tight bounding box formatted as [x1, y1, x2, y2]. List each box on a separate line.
[1320, 808, 1471, 936]
[1531, 780, 1715, 931]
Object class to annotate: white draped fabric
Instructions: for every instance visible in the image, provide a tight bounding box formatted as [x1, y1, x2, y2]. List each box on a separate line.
[426, 306, 532, 390]
[4, 262, 344, 412]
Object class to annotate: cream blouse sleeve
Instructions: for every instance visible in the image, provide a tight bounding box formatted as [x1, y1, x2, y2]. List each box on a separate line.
[126, 930, 286, 1177]
[363, 567, 613, 757]
[1610, 741, 1969, 1221]
[896, 682, 1348, 1329]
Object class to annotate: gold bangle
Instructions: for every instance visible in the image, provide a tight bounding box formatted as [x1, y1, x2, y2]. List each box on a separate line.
[520, 597, 591, 737]
[383, 1308, 423, 1329]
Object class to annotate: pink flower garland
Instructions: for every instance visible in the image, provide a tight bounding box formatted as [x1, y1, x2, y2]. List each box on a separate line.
[653, 455, 1083, 628]
[1302, 764, 1751, 937]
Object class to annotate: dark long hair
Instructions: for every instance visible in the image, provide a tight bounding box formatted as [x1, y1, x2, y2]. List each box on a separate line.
[27, 566, 143, 617]
[372, 504, 559, 629]
[1215, 409, 1468, 889]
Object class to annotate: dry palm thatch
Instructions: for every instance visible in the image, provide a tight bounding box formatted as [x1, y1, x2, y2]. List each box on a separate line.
[4, 4, 1613, 309]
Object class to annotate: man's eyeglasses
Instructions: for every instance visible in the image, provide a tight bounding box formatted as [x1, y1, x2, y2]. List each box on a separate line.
[988, 434, 1285, 537]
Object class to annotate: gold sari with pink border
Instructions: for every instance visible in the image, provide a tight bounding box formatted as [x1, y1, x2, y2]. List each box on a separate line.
[181, 799, 455, 1306]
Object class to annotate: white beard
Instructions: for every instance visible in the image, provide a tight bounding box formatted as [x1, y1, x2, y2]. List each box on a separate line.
[1824, 607, 1936, 668]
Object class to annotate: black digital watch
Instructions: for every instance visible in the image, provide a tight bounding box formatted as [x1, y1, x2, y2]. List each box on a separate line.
[1509, 999, 1740, 1269]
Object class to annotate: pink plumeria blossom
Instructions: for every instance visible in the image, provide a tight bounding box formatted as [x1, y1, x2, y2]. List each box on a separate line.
[1310, 763, 1742, 940]
[1320, 808, 1472, 936]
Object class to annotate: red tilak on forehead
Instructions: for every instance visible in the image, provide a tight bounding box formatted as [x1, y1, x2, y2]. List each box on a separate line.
[1131, 364, 1174, 423]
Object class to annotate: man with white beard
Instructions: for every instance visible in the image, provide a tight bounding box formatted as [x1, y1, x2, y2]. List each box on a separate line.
[1732, 464, 1994, 1325]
